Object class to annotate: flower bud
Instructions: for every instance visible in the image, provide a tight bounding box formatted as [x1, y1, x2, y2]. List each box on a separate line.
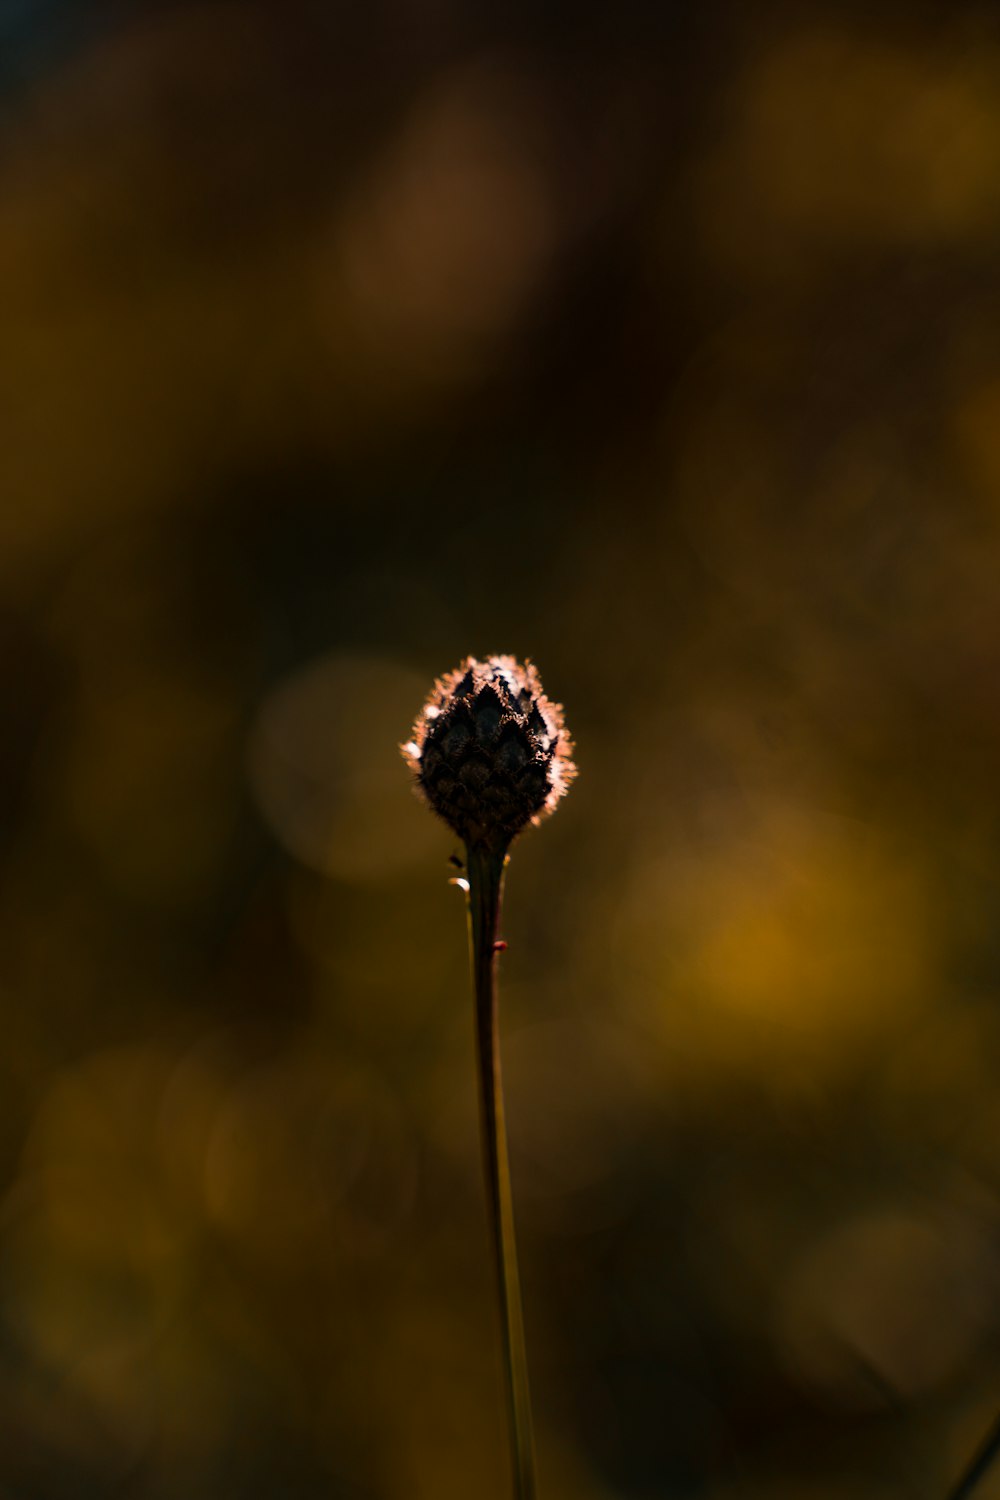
[402, 655, 575, 853]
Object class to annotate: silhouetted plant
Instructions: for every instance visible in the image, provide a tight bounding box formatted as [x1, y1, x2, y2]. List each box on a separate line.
[403, 655, 575, 1500]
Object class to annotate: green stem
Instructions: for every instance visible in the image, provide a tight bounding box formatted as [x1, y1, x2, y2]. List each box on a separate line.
[465, 842, 537, 1500]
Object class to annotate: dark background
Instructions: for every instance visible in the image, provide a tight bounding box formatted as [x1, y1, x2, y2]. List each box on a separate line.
[4, 2, 1000, 1496]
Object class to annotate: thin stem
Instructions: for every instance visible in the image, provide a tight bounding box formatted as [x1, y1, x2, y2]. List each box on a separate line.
[465, 842, 537, 1500]
[946, 1411, 1000, 1500]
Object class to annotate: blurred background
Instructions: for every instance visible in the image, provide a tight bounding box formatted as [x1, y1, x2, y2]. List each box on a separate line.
[3, 1, 1000, 1495]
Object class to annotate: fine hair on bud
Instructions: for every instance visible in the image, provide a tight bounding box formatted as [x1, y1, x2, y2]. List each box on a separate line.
[402, 655, 576, 854]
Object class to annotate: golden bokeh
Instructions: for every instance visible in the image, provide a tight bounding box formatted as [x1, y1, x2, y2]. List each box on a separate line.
[2, 3, 1000, 1496]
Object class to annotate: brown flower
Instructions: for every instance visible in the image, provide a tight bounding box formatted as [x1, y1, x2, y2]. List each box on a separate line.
[402, 655, 575, 853]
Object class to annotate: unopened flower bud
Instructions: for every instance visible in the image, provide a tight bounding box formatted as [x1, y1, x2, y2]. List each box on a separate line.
[402, 655, 575, 853]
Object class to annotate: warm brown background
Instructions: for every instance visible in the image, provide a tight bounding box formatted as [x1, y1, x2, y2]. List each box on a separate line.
[3, 2, 1000, 1496]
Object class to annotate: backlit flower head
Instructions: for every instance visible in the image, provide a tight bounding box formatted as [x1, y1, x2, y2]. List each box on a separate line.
[402, 655, 575, 853]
